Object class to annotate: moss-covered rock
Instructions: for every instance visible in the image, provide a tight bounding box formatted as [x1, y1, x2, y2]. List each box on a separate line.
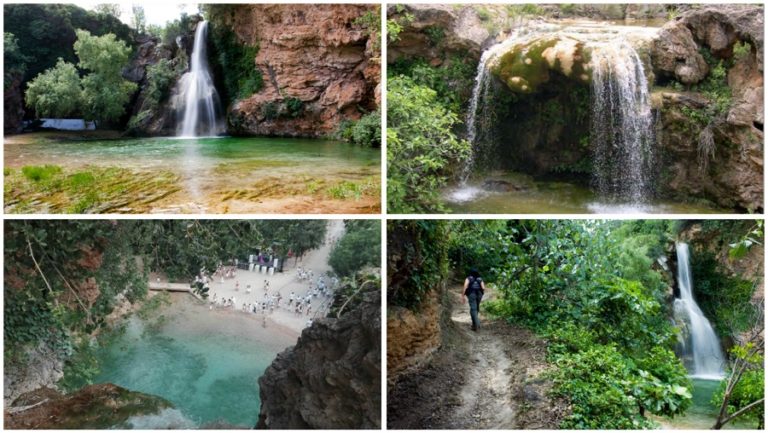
[490, 37, 592, 94]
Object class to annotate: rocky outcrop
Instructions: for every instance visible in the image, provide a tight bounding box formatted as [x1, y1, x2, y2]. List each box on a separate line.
[214, 5, 379, 137]
[652, 5, 763, 84]
[387, 4, 488, 65]
[387, 290, 442, 379]
[256, 287, 380, 429]
[123, 29, 192, 136]
[4, 384, 173, 429]
[653, 5, 764, 211]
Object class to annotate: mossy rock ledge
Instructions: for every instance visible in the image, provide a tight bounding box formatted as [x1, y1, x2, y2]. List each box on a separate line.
[490, 36, 593, 94]
[4, 383, 174, 429]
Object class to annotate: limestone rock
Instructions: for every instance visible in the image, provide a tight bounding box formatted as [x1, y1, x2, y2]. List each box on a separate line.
[4, 384, 173, 429]
[387, 4, 488, 65]
[387, 290, 442, 379]
[3, 343, 65, 407]
[220, 4, 380, 138]
[651, 24, 709, 84]
[256, 288, 380, 429]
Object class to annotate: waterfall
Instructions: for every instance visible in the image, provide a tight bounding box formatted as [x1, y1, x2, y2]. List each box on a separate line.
[590, 40, 655, 204]
[176, 21, 224, 137]
[673, 242, 726, 379]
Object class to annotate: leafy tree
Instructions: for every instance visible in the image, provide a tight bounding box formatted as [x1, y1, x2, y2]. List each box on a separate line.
[329, 220, 381, 277]
[387, 76, 471, 213]
[93, 3, 122, 19]
[4, 32, 29, 87]
[74, 29, 137, 123]
[131, 6, 147, 34]
[24, 58, 82, 118]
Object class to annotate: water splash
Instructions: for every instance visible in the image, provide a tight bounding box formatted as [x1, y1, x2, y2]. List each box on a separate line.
[673, 242, 725, 379]
[590, 40, 655, 204]
[176, 21, 224, 137]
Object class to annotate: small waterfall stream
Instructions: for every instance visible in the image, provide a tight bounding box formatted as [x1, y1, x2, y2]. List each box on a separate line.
[673, 242, 726, 379]
[590, 40, 655, 204]
[176, 21, 224, 137]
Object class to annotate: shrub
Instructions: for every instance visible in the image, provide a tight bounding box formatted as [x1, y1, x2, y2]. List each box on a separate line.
[387, 76, 471, 213]
[284, 97, 303, 118]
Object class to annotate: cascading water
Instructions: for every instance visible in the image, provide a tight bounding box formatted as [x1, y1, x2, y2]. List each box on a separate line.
[590, 40, 655, 205]
[176, 21, 224, 137]
[673, 242, 726, 379]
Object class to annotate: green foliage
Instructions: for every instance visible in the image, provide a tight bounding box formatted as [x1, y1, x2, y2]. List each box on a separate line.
[733, 41, 752, 62]
[713, 344, 765, 427]
[505, 4, 543, 18]
[336, 111, 382, 148]
[24, 59, 82, 118]
[475, 6, 492, 21]
[159, 13, 192, 46]
[74, 29, 137, 123]
[690, 255, 757, 336]
[4, 3, 133, 95]
[145, 59, 176, 106]
[4, 32, 29, 87]
[58, 338, 100, 392]
[353, 8, 381, 52]
[389, 56, 477, 114]
[21, 164, 63, 182]
[386, 5, 414, 43]
[424, 26, 445, 46]
[558, 4, 576, 14]
[387, 76, 471, 213]
[262, 102, 278, 120]
[329, 220, 381, 277]
[284, 97, 303, 118]
[444, 220, 693, 427]
[387, 220, 451, 310]
[208, 21, 263, 102]
[24, 29, 136, 124]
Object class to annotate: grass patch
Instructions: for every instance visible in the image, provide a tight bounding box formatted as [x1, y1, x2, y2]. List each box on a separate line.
[5, 164, 180, 214]
[326, 177, 379, 200]
[21, 164, 62, 182]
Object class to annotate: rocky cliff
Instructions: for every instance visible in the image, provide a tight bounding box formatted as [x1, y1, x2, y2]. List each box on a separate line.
[256, 287, 380, 429]
[387, 290, 442, 379]
[210, 4, 380, 137]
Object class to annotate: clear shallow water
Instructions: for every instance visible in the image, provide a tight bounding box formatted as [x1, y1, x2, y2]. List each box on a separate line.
[443, 174, 723, 214]
[660, 378, 756, 430]
[5, 135, 380, 212]
[93, 294, 295, 428]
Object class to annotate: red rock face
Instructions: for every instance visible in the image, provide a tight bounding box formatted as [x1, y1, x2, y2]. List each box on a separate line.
[221, 4, 381, 137]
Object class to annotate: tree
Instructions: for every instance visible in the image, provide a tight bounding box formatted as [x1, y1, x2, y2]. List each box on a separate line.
[73, 29, 137, 123]
[131, 6, 146, 34]
[4, 32, 29, 87]
[329, 220, 380, 277]
[24, 58, 82, 118]
[93, 3, 121, 18]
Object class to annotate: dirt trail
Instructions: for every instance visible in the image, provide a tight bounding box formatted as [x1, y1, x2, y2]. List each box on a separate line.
[388, 285, 564, 429]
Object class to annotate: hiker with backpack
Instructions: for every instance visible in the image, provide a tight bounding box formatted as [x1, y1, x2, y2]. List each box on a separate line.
[463, 268, 485, 331]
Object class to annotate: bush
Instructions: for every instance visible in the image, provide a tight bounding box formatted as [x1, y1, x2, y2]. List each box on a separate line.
[329, 220, 380, 277]
[24, 59, 82, 118]
[21, 165, 62, 182]
[336, 111, 381, 147]
[262, 102, 278, 120]
[284, 97, 303, 118]
[387, 76, 471, 213]
[208, 23, 262, 102]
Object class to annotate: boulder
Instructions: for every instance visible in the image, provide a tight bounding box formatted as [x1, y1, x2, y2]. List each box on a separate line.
[256, 287, 380, 429]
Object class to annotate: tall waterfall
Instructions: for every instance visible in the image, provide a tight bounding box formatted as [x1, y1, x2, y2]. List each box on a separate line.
[176, 21, 224, 137]
[673, 242, 726, 379]
[590, 40, 655, 204]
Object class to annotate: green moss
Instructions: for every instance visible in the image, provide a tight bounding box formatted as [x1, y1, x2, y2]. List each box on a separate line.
[491, 37, 592, 94]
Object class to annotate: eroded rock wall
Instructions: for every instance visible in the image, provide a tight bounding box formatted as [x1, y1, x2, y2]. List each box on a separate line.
[387, 290, 442, 379]
[256, 288, 380, 429]
[215, 4, 380, 137]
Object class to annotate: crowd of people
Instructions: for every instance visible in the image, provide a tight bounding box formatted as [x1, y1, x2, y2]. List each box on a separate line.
[201, 262, 339, 327]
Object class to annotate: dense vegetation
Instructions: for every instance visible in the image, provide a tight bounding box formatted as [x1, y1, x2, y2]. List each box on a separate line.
[329, 220, 381, 277]
[3, 3, 133, 91]
[387, 219, 764, 429]
[24, 30, 137, 124]
[4, 220, 332, 390]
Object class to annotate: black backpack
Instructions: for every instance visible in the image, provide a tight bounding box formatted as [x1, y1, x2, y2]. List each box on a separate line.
[466, 276, 484, 295]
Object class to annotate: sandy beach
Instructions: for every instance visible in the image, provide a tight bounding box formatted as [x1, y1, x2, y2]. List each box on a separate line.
[151, 220, 344, 335]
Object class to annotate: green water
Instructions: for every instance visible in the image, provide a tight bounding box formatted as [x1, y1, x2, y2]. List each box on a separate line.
[93, 294, 294, 428]
[443, 173, 724, 214]
[6, 135, 380, 212]
[660, 378, 757, 429]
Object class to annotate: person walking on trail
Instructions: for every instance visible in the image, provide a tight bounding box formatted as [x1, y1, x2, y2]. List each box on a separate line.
[463, 268, 485, 331]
